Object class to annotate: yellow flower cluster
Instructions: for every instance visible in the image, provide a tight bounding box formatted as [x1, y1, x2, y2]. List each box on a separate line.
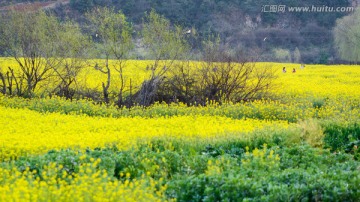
[206, 158, 229, 176]
[0, 160, 168, 202]
[205, 144, 280, 176]
[0, 106, 290, 161]
[241, 144, 280, 169]
[1, 58, 360, 100]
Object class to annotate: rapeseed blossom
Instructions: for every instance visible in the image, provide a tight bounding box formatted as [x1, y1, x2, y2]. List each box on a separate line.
[0, 106, 290, 161]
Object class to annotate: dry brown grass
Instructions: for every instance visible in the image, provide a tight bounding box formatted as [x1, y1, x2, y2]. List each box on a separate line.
[298, 119, 325, 148]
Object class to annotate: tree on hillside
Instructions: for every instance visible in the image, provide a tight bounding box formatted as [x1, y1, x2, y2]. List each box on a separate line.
[52, 21, 91, 100]
[70, 0, 94, 13]
[0, 10, 89, 98]
[135, 10, 189, 106]
[0, 10, 64, 97]
[293, 47, 301, 63]
[86, 7, 133, 106]
[334, 9, 360, 63]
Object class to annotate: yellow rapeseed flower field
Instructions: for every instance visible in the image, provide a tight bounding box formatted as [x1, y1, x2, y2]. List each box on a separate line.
[0, 57, 359, 201]
[270, 63, 360, 99]
[0, 160, 168, 202]
[1, 58, 360, 100]
[0, 105, 290, 161]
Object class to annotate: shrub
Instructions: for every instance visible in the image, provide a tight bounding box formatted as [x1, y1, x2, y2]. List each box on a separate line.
[322, 121, 360, 152]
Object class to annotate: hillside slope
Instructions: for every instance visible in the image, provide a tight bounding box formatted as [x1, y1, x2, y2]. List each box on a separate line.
[0, 0, 356, 63]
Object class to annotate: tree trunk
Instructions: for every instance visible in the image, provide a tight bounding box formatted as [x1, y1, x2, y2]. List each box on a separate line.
[103, 59, 111, 104]
[0, 72, 6, 94]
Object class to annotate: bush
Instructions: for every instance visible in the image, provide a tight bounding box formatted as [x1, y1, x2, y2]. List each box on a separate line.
[322, 121, 360, 152]
[167, 145, 360, 201]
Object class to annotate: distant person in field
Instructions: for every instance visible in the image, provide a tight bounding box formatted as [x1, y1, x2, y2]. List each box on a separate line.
[282, 67, 286, 73]
[292, 68, 296, 73]
[300, 64, 305, 69]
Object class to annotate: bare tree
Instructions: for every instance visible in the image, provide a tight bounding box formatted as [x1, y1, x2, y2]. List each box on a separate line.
[93, 62, 111, 104]
[165, 61, 197, 104]
[0, 65, 26, 96]
[86, 7, 133, 106]
[198, 37, 276, 104]
[52, 21, 90, 100]
[0, 10, 64, 97]
[136, 10, 189, 106]
[163, 36, 277, 105]
[0, 68, 6, 95]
